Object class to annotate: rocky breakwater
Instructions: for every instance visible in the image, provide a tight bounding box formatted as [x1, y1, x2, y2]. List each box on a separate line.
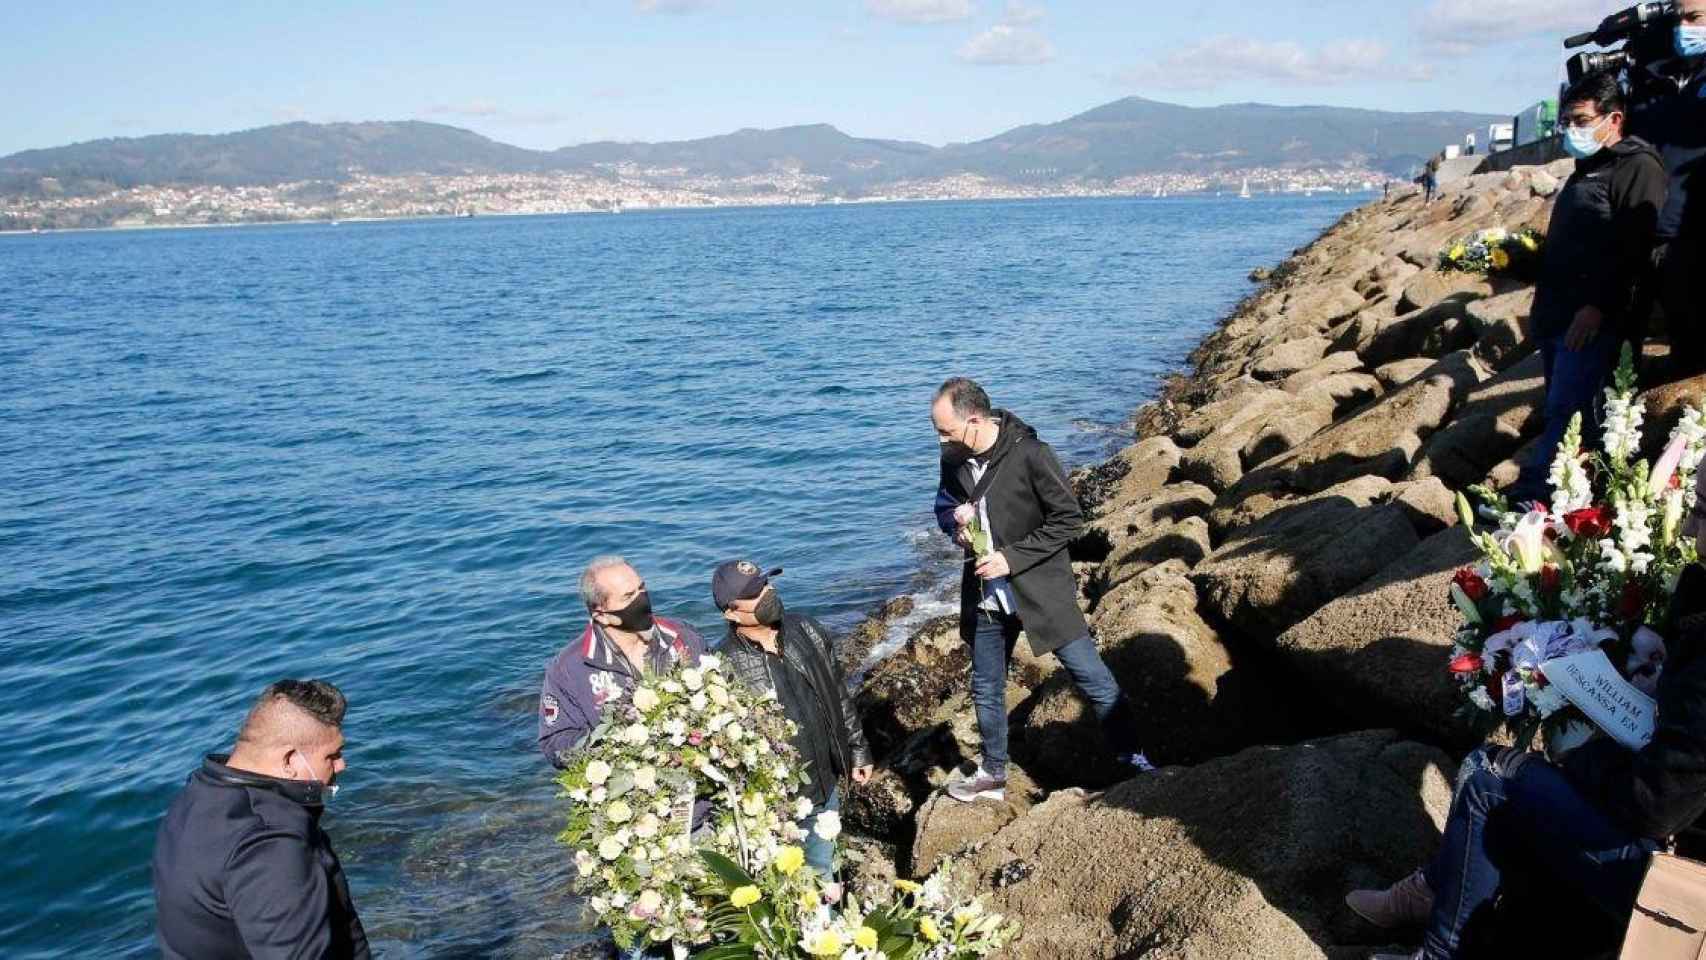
[839, 162, 1706, 958]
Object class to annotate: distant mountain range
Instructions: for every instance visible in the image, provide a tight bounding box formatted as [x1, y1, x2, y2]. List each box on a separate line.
[0, 97, 1502, 197]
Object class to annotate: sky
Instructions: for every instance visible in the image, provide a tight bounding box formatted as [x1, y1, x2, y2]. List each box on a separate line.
[0, 0, 1632, 157]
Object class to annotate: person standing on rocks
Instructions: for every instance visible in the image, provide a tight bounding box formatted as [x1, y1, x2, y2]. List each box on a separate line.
[710, 559, 873, 878]
[930, 377, 1151, 803]
[537, 555, 704, 768]
[152, 679, 369, 959]
[1512, 71, 1666, 503]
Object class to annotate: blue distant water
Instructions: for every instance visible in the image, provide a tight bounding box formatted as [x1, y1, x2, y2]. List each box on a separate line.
[0, 194, 1359, 958]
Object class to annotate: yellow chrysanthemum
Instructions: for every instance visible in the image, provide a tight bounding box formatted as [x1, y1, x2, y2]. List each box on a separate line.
[774, 846, 805, 876]
[730, 885, 761, 908]
[894, 879, 922, 894]
[1490, 248, 1511, 270]
[920, 916, 942, 943]
[854, 927, 880, 950]
[1448, 244, 1467, 261]
[806, 930, 844, 956]
[797, 888, 819, 914]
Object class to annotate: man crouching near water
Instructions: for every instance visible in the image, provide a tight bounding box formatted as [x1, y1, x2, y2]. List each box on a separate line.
[539, 555, 704, 768]
[930, 377, 1152, 803]
[152, 679, 368, 959]
[711, 559, 873, 878]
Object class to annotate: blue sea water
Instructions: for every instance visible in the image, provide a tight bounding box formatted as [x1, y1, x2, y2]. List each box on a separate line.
[0, 194, 1359, 958]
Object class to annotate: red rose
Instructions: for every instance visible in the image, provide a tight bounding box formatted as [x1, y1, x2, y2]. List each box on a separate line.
[1491, 614, 1525, 632]
[1563, 507, 1613, 540]
[1449, 653, 1485, 674]
[1539, 565, 1562, 594]
[1453, 568, 1489, 602]
[1620, 582, 1647, 622]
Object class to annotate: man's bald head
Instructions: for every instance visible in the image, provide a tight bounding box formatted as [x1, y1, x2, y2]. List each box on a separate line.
[229, 679, 349, 786]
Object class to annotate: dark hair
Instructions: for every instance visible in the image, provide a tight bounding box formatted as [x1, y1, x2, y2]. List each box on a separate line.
[936, 377, 993, 418]
[256, 679, 347, 728]
[1562, 71, 1626, 117]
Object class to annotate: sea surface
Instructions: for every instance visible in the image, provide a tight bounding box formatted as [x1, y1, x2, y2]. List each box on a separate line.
[0, 194, 1360, 958]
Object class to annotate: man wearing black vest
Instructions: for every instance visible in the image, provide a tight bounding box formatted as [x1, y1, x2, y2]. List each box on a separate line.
[930, 377, 1150, 803]
[1513, 72, 1666, 502]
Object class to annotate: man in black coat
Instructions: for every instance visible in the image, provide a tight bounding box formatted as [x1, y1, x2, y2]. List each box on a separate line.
[930, 377, 1149, 803]
[712, 560, 872, 877]
[1513, 71, 1667, 502]
[153, 679, 368, 959]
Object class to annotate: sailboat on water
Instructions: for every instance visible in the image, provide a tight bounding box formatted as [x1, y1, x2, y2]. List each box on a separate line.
[1238, 177, 1252, 200]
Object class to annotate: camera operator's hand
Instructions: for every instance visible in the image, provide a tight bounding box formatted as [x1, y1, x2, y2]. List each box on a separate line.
[1566, 304, 1605, 351]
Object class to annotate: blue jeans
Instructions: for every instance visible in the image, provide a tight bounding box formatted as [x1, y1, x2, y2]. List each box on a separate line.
[1514, 332, 1621, 501]
[1420, 747, 1657, 959]
[969, 610, 1134, 777]
[799, 787, 839, 880]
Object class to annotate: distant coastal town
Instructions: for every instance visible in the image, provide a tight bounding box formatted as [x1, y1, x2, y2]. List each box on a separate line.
[0, 164, 1384, 231]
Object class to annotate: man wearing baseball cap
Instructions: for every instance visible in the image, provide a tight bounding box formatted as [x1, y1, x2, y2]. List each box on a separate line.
[712, 560, 873, 879]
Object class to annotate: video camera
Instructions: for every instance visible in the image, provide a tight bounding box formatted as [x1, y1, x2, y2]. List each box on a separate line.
[1564, 1, 1679, 84]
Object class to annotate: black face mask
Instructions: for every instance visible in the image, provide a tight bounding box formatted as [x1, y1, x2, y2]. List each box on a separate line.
[940, 439, 975, 466]
[605, 590, 655, 633]
[754, 590, 785, 627]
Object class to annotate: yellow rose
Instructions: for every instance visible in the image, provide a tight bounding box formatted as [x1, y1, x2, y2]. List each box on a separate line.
[919, 916, 942, 943]
[774, 845, 805, 875]
[730, 885, 761, 908]
[854, 927, 879, 950]
[806, 930, 843, 956]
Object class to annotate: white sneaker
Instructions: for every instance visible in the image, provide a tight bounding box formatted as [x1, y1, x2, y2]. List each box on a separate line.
[946, 765, 1006, 802]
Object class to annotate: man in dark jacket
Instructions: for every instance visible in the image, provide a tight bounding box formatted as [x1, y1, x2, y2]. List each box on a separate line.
[930, 377, 1149, 803]
[1514, 71, 1668, 502]
[539, 555, 704, 768]
[153, 679, 369, 959]
[711, 560, 872, 878]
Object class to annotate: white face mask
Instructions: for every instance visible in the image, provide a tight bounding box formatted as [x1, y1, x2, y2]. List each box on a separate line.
[291, 752, 341, 801]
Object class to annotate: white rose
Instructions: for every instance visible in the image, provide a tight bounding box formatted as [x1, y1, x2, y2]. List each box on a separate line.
[569, 788, 588, 802]
[584, 760, 612, 786]
[699, 653, 722, 672]
[606, 800, 633, 823]
[622, 722, 650, 746]
[589, 786, 606, 803]
[681, 668, 704, 691]
[632, 687, 661, 712]
[708, 684, 729, 706]
[688, 692, 708, 712]
[590, 896, 609, 915]
[661, 680, 683, 694]
[794, 797, 814, 820]
[813, 810, 842, 841]
[634, 813, 660, 838]
[574, 849, 597, 877]
[634, 766, 658, 792]
[598, 836, 625, 860]
[725, 722, 744, 742]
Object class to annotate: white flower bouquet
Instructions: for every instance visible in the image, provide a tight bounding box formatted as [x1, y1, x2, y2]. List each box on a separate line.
[556, 655, 811, 953]
[1449, 346, 1705, 748]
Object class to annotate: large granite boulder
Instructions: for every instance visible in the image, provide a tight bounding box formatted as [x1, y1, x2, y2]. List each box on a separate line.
[1196, 477, 1422, 639]
[937, 731, 1455, 960]
[1638, 374, 1706, 463]
[1398, 271, 1494, 314]
[1225, 352, 1487, 513]
[1013, 564, 1297, 785]
[1298, 372, 1383, 419]
[1272, 528, 1481, 745]
[1177, 390, 1335, 494]
[1357, 299, 1478, 369]
[1409, 351, 1544, 488]
[1252, 337, 1333, 381]
[1465, 288, 1537, 372]
[1098, 436, 1183, 514]
[1279, 350, 1366, 394]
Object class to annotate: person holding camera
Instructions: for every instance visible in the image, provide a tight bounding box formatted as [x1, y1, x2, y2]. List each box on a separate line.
[1512, 71, 1666, 503]
[1628, 0, 1706, 375]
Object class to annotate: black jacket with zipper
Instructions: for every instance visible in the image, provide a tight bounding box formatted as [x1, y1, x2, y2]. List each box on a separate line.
[717, 612, 872, 797]
[153, 755, 369, 960]
[1563, 564, 1706, 841]
[1530, 135, 1666, 340]
[933, 410, 1090, 656]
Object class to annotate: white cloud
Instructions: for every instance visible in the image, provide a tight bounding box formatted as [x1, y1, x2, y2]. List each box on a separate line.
[426, 101, 565, 124]
[1415, 0, 1621, 54]
[634, 0, 712, 12]
[959, 24, 1056, 65]
[866, 0, 975, 25]
[1001, 0, 1044, 25]
[1114, 36, 1417, 90]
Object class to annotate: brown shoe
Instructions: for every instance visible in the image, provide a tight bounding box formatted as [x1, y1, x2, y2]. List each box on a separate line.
[1346, 869, 1433, 929]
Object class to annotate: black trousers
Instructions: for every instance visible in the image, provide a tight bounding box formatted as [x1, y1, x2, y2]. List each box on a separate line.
[1662, 235, 1706, 377]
